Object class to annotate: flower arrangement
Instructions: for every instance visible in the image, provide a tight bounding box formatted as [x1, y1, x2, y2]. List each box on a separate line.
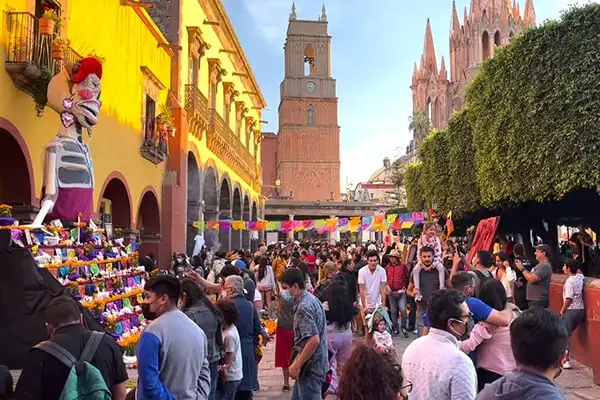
[51, 37, 69, 60]
[0, 204, 12, 217]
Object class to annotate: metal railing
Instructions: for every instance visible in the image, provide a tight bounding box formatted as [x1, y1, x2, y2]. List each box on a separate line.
[5, 12, 82, 75]
[184, 84, 209, 118]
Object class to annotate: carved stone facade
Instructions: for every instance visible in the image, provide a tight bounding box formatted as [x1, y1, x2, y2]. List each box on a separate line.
[272, 7, 341, 201]
[411, 0, 535, 134]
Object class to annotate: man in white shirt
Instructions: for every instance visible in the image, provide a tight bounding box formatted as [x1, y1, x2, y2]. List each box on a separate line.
[358, 250, 388, 341]
[402, 289, 477, 400]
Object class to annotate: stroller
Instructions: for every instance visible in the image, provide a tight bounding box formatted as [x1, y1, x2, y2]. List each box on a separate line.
[366, 306, 395, 355]
[365, 305, 393, 335]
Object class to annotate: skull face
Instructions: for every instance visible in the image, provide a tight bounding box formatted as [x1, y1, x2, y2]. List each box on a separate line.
[70, 73, 102, 129]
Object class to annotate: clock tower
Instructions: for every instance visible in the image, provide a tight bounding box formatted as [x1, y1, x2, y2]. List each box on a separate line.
[276, 4, 341, 201]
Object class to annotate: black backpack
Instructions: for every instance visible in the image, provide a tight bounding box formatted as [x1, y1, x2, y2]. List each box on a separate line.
[473, 270, 494, 295]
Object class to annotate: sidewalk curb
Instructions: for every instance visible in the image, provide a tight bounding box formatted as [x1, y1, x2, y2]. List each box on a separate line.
[574, 391, 598, 400]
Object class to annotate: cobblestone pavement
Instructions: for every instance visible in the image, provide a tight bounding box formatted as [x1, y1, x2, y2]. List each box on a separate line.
[254, 333, 600, 400]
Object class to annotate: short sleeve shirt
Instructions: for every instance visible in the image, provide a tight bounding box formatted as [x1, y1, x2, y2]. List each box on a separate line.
[564, 274, 585, 310]
[526, 262, 552, 301]
[223, 326, 243, 381]
[293, 291, 329, 377]
[357, 265, 387, 309]
[423, 296, 492, 328]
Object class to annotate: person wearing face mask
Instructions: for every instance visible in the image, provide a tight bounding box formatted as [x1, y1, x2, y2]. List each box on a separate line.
[401, 289, 477, 400]
[477, 308, 569, 400]
[137, 275, 211, 399]
[274, 284, 295, 392]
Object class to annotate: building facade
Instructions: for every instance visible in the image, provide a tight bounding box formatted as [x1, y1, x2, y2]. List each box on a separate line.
[411, 0, 535, 135]
[1, 0, 172, 259]
[264, 4, 341, 202]
[350, 157, 402, 206]
[148, 0, 266, 257]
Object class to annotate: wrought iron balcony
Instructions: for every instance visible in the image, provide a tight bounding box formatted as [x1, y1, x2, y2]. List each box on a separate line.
[184, 84, 209, 139]
[207, 109, 259, 187]
[140, 139, 168, 164]
[5, 12, 82, 111]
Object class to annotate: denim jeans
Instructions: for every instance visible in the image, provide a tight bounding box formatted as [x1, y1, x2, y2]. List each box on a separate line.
[219, 379, 241, 400]
[292, 373, 325, 400]
[209, 361, 219, 400]
[388, 291, 408, 332]
[416, 312, 425, 337]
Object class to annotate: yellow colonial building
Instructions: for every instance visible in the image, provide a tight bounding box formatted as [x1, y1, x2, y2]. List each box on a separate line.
[147, 0, 266, 255]
[0, 0, 172, 257]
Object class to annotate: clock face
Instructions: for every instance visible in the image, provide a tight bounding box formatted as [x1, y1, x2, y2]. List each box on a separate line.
[306, 82, 316, 93]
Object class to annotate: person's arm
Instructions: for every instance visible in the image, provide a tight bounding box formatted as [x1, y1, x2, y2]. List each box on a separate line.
[459, 322, 493, 354]
[380, 270, 388, 307]
[111, 383, 127, 400]
[137, 331, 175, 399]
[288, 305, 321, 379]
[187, 270, 222, 293]
[560, 279, 573, 316]
[516, 260, 547, 284]
[468, 297, 512, 327]
[359, 284, 367, 313]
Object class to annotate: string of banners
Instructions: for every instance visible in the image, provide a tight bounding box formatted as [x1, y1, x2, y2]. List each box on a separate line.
[192, 211, 427, 234]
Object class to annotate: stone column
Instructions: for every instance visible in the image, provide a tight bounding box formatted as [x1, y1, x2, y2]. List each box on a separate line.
[204, 205, 219, 251]
[288, 214, 295, 242]
[219, 208, 232, 252]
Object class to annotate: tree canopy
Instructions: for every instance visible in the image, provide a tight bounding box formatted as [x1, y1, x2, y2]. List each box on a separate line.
[405, 4, 600, 230]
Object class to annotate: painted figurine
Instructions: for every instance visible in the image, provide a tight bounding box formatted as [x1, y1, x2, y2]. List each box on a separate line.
[32, 57, 103, 226]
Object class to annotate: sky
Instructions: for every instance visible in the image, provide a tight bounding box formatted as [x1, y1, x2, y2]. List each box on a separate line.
[222, 0, 595, 192]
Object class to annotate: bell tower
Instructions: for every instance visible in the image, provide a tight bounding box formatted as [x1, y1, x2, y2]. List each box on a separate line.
[276, 3, 341, 201]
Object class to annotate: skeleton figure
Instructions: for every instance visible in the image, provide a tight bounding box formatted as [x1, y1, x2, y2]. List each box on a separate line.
[32, 58, 103, 226]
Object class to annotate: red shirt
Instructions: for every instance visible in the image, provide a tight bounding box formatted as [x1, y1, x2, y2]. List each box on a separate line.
[386, 263, 409, 291]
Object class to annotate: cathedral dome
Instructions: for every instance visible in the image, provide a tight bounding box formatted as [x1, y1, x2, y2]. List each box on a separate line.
[367, 157, 394, 184]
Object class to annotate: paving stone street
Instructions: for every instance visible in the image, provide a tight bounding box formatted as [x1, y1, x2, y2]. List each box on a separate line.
[254, 333, 600, 400]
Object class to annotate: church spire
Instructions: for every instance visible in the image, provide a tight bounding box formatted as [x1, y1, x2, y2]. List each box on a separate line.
[471, 0, 481, 19]
[516, 2, 521, 20]
[289, 2, 297, 21]
[422, 18, 438, 75]
[412, 62, 419, 84]
[320, 3, 327, 22]
[451, 0, 461, 36]
[524, 0, 536, 26]
[439, 56, 448, 80]
[500, 0, 510, 23]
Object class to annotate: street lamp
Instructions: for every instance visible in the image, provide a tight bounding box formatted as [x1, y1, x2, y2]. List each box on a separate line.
[275, 178, 281, 196]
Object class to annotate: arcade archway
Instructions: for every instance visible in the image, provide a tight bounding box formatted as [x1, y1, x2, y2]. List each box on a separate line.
[186, 153, 201, 255]
[100, 177, 132, 229]
[0, 129, 32, 207]
[242, 195, 250, 250]
[203, 166, 219, 250]
[218, 178, 231, 251]
[231, 188, 242, 250]
[137, 190, 160, 258]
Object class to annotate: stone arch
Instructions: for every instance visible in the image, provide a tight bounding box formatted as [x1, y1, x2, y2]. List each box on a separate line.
[242, 194, 250, 250]
[426, 97, 433, 125]
[137, 188, 161, 258]
[0, 118, 35, 206]
[304, 43, 315, 76]
[482, 31, 491, 61]
[231, 187, 242, 250]
[509, 31, 515, 39]
[186, 152, 202, 255]
[433, 97, 442, 129]
[0, 128, 33, 208]
[218, 177, 232, 251]
[99, 174, 132, 229]
[203, 165, 219, 250]
[494, 31, 501, 47]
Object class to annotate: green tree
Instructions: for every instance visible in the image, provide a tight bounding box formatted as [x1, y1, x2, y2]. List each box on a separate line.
[408, 110, 431, 146]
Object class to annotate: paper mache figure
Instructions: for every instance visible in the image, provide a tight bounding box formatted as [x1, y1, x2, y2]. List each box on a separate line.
[32, 57, 103, 227]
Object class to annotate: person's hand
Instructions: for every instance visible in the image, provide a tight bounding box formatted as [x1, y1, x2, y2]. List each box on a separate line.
[515, 259, 524, 271]
[187, 269, 203, 283]
[289, 361, 301, 380]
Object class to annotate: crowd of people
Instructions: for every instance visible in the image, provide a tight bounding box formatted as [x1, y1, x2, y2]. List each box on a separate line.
[0, 221, 590, 400]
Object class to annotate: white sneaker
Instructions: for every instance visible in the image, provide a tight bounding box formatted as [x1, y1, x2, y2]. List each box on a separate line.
[563, 360, 572, 369]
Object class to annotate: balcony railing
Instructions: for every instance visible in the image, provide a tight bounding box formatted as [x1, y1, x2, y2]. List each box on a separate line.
[140, 139, 168, 164]
[5, 12, 82, 107]
[184, 84, 209, 139]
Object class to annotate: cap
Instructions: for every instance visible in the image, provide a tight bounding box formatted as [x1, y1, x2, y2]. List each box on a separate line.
[536, 244, 553, 257]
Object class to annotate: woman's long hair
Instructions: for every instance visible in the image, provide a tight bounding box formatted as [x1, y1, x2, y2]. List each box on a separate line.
[327, 277, 356, 328]
[258, 256, 268, 281]
[478, 279, 507, 311]
[337, 343, 403, 400]
[180, 278, 222, 320]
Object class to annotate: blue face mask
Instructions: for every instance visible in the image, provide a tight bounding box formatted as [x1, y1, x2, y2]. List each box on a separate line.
[280, 290, 293, 301]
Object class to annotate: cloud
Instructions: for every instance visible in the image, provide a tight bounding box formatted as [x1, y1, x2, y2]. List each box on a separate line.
[240, 0, 292, 43]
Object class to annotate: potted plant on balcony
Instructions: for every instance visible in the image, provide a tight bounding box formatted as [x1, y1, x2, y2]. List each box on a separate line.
[32, 67, 53, 116]
[51, 37, 68, 60]
[40, 8, 61, 36]
[13, 43, 28, 63]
